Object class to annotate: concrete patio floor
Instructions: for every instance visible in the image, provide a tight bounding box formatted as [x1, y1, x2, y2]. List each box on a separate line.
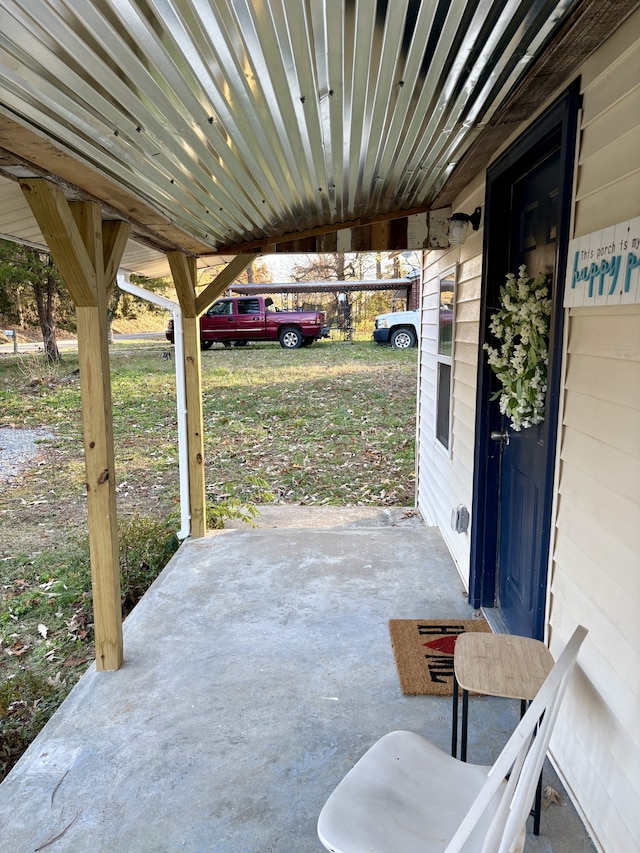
[0, 508, 596, 852]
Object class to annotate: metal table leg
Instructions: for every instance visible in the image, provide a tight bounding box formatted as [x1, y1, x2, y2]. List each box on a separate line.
[451, 676, 459, 757]
[461, 688, 469, 762]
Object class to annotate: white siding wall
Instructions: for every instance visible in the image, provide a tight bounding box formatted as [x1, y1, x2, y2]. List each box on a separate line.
[417, 10, 640, 851]
[416, 176, 484, 583]
[547, 14, 640, 851]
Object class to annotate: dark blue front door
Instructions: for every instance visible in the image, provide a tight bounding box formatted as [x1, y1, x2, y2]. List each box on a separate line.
[470, 86, 578, 641]
[496, 147, 561, 638]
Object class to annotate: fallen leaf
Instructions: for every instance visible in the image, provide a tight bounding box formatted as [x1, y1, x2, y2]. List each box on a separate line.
[542, 785, 562, 809]
[6, 641, 29, 656]
[38, 623, 48, 639]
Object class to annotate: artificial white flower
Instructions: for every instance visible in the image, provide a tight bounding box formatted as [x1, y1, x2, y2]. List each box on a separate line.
[483, 265, 551, 431]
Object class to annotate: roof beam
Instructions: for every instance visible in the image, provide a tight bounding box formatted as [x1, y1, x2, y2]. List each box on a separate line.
[0, 115, 213, 256]
[223, 209, 452, 254]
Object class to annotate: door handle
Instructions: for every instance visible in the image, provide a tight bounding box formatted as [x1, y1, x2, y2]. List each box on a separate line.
[490, 430, 509, 445]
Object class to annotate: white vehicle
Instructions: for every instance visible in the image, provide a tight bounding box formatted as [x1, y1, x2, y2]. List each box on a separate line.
[372, 309, 420, 349]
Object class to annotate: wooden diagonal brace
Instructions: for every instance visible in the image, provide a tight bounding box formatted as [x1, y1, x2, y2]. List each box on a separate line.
[195, 253, 257, 316]
[20, 179, 98, 306]
[103, 220, 131, 296]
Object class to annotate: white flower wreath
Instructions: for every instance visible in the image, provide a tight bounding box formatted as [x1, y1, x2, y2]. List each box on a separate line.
[484, 264, 551, 431]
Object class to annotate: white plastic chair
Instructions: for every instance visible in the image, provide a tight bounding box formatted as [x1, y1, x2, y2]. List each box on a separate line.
[318, 625, 587, 853]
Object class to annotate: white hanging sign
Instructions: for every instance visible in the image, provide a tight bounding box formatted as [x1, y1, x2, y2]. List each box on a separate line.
[564, 216, 640, 307]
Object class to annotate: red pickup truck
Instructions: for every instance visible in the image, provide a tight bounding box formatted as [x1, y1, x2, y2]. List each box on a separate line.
[166, 296, 330, 349]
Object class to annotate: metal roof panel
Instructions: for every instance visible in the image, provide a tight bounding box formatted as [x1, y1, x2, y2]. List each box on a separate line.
[0, 1, 631, 256]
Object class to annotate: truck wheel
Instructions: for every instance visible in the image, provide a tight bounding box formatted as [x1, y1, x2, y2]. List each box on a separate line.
[201, 340, 213, 350]
[279, 327, 303, 349]
[301, 337, 314, 347]
[390, 328, 416, 349]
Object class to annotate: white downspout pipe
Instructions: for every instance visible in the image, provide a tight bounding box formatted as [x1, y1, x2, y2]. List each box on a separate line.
[116, 273, 191, 540]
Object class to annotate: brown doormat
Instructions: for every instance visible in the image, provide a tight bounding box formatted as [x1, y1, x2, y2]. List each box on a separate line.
[389, 618, 491, 695]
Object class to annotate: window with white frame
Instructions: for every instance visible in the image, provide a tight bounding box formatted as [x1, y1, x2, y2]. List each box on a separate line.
[435, 266, 456, 450]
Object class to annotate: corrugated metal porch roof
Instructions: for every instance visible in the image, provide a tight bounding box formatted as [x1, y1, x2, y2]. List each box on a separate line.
[0, 0, 637, 274]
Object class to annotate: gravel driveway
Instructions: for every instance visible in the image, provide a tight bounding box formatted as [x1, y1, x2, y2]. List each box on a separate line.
[0, 428, 54, 483]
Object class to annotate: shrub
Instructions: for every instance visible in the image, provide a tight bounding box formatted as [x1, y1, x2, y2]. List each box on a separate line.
[118, 514, 180, 615]
[206, 476, 274, 529]
[16, 351, 62, 386]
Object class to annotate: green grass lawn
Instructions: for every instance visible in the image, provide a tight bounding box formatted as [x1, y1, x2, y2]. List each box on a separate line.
[0, 339, 417, 779]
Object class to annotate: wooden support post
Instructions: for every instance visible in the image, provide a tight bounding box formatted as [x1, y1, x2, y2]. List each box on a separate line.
[167, 251, 207, 537]
[167, 252, 255, 537]
[76, 300, 123, 670]
[72, 206, 129, 670]
[181, 316, 207, 537]
[20, 179, 129, 670]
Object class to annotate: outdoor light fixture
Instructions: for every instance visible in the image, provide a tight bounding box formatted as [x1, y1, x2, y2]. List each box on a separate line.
[448, 206, 482, 245]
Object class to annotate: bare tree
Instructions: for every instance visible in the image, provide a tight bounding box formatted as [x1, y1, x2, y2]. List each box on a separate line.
[235, 257, 272, 285]
[33, 256, 61, 362]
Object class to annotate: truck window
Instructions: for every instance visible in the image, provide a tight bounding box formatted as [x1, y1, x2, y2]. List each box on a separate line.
[208, 301, 232, 316]
[237, 299, 261, 314]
